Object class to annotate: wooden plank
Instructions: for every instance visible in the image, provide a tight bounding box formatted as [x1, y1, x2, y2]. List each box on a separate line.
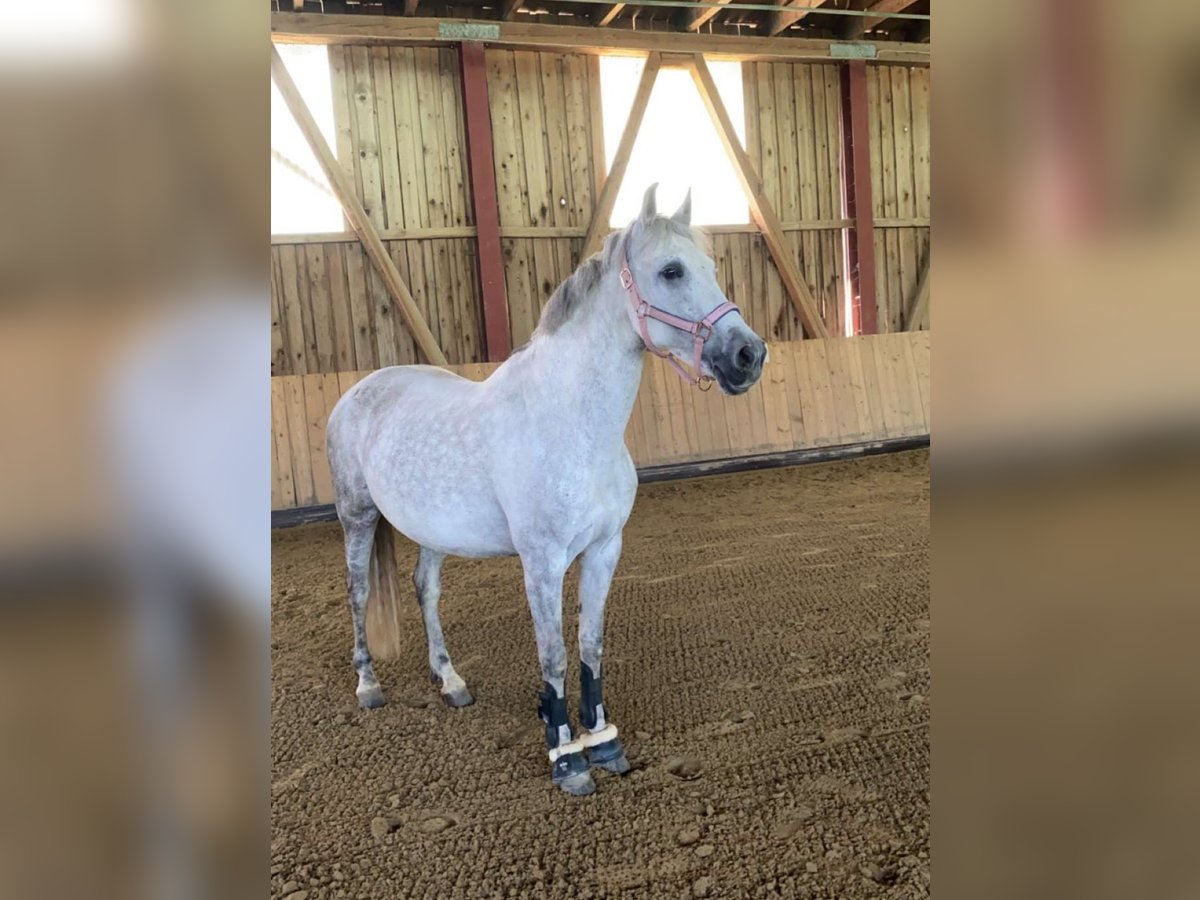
[304, 244, 335, 371]
[867, 334, 905, 436]
[773, 62, 801, 226]
[910, 67, 930, 220]
[824, 338, 861, 443]
[585, 54, 607, 202]
[344, 243, 378, 369]
[581, 52, 661, 259]
[437, 48, 470, 228]
[272, 14, 933, 66]
[562, 53, 596, 227]
[595, 3, 626, 27]
[766, 0, 826, 38]
[910, 330, 930, 430]
[882, 333, 921, 436]
[841, 336, 875, 439]
[742, 62, 760, 174]
[761, 351, 795, 450]
[272, 44, 448, 365]
[347, 47, 385, 230]
[271, 379, 297, 509]
[898, 331, 928, 431]
[875, 66, 902, 333]
[890, 67, 918, 333]
[906, 246, 929, 331]
[843, 59, 877, 334]
[845, 0, 923, 40]
[371, 47, 405, 230]
[779, 342, 809, 446]
[690, 55, 829, 340]
[753, 64, 780, 209]
[270, 251, 288, 375]
[538, 54, 572, 229]
[327, 46, 358, 193]
[414, 47, 450, 228]
[684, 0, 733, 32]
[276, 245, 309, 375]
[282, 376, 315, 506]
[460, 42, 511, 361]
[514, 51, 553, 227]
[325, 243, 357, 370]
[303, 374, 334, 504]
[487, 51, 526, 227]
[800, 339, 838, 445]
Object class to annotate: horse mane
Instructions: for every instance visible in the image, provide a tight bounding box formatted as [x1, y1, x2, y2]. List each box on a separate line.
[534, 216, 709, 336]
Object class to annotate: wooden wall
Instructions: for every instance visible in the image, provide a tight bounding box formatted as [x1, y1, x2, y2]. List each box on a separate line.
[271, 333, 930, 511]
[486, 50, 602, 348]
[742, 62, 847, 339]
[867, 65, 931, 332]
[272, 49, 934, 375]
[272, 46, 486, 374]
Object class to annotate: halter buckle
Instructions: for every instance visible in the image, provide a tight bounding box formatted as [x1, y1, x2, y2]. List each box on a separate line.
[635, 300, 650, 319]
[694, 322, 713, 341]
[619, 267, 635, 290]
[698, 376, 715, 391]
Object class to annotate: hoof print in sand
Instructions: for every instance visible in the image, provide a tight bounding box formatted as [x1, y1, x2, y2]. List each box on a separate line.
[495, 722, 537, 750]
[821, 725, 867, 745]
[666, 755, 704, 781]
[415, 812, 461, 835]
[771, 806, 814, 841]
[370, 816, 401, 839]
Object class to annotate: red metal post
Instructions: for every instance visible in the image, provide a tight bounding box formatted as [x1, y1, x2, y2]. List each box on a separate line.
[459, 41, 511, 361]
[840, 59, 878, 335]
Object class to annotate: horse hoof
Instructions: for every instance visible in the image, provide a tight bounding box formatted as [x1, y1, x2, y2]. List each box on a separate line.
[593, 753, 631, 775]
[441, 686, 475, 708]
[587, 738, 630, 774]
[356, 685, 386, 710]
[551, 751, 595, 796]
[557, 771, 597, 796]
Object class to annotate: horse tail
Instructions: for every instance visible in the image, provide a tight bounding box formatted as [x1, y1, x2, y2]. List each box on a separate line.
[365, 517, 405, 661]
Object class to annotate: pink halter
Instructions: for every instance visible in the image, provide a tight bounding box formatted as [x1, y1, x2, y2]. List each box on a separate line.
[619, 249, 740, 388]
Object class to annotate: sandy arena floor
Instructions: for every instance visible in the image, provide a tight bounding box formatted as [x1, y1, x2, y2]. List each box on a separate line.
[271, 449, 929, 899]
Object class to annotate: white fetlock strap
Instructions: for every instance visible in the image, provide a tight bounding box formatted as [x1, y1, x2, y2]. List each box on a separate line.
[547, 723, 618, 763]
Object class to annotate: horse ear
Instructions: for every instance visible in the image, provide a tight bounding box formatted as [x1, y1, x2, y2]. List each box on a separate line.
[639, 183, 658, 223]
[671, 188, 692, 226]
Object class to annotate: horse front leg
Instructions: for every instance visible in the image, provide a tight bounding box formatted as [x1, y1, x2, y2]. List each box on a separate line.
[578, 532, 630, 774]
[521, 549, 596, 797]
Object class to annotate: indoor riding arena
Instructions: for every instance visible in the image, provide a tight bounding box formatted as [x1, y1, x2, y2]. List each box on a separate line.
[271, 3, 929, 897]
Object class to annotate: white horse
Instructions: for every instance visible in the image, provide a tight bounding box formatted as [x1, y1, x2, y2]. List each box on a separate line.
[327, 185, 767, 795]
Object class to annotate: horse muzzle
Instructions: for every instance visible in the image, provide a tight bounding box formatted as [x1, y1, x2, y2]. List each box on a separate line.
[709, 335, 767, 395]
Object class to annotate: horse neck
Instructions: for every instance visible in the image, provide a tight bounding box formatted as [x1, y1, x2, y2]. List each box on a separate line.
[531, 277, 645, 442]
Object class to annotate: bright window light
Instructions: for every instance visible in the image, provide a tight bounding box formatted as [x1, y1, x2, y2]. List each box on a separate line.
[271, 44, 344, 235]
[599, 56, 749, 227]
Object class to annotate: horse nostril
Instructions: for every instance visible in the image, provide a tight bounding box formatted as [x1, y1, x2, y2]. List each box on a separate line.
[736, 343, 756, 371]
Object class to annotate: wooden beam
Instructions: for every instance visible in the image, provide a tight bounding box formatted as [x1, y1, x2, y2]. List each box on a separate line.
[500, 0, 523, 21]
[270, 45, 448, 366]
[595, 3, 626, 26]
[580, 52, 662, 259]
[841, 59, 877, 334]
[271, 14, 931, 66]
[765, 0, 825, 38]
[459, 41, 511, 362]
[688, 54, 829, 339]
[906, 249, 929, 330]
[844, 0, 922, 40]
[684, 0, 733, 32]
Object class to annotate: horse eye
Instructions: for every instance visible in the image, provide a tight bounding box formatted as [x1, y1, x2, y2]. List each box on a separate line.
[660, 264, 683, 281]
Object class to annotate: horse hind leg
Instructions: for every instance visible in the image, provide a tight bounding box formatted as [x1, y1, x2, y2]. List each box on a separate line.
[413, 547, 473, 708]
[340, 506, 387, 709]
